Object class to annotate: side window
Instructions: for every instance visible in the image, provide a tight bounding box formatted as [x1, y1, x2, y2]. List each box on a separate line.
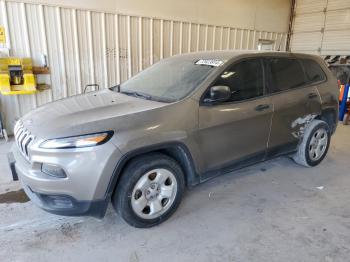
[210, 59, 264, 102]
[268, 58, 307, 93]
[301, 59, 326, 83]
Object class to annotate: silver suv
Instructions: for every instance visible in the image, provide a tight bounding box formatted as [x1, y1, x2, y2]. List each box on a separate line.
[9, 51, 339, 228]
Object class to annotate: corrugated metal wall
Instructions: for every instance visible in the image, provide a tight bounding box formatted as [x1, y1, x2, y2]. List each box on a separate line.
[0, 0, 288, 132]
[291, 0, 350, 55]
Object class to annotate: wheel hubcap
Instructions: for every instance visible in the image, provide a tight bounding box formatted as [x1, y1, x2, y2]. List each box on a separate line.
[308, 128, 328, 161]
[131, 168, 177, 219]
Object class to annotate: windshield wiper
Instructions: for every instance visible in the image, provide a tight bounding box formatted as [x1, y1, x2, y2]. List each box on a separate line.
[108, 84, 120, 92]
[120, 90, 152, 100]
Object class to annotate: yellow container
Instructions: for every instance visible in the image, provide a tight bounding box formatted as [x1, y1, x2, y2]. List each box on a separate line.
[0, 57, 37, 95]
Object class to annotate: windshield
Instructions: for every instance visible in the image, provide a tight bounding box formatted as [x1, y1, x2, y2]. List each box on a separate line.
[118, 58, 216, 102]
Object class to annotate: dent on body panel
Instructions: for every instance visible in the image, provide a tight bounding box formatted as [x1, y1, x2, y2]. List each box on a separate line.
[290, 86, 324, 140]
[290, 114, 317, 139]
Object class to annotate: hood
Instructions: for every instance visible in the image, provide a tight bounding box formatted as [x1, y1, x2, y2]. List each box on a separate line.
[21, 89, 167, 139]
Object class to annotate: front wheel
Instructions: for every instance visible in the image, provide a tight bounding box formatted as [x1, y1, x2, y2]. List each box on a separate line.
[112, 153, 185, 228]
[293, 120, 331, 167]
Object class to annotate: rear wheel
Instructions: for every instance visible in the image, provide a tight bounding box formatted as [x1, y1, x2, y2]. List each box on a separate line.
[293, 120, 330, 167]
[113, 153, 185, 228]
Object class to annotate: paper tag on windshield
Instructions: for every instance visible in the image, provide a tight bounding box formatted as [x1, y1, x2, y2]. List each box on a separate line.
[195, 59, 225, 67]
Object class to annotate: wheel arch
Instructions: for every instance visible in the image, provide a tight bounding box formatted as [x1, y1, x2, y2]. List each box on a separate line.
[317, 107, 338, 134]
[105, 142, 200, 198]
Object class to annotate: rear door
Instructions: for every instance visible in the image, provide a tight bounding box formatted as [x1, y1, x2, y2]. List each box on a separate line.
[197, 58, 273, 175]
[265, 56, 322, 157]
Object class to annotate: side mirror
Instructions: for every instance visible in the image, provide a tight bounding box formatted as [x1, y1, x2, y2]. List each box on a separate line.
[204, 85, 231, 103]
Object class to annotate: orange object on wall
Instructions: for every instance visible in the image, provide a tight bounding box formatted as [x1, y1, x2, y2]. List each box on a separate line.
[339, 85, 345, 101]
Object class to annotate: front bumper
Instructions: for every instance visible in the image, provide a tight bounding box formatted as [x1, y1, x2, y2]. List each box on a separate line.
[7, 152, 18, 181]
[21, 182, 109, 218]
[9, 141, 122, 218]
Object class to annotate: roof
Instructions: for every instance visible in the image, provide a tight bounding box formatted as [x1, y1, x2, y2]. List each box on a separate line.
[169, 50, 317, 61]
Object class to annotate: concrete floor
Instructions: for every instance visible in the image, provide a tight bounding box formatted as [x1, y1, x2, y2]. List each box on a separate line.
[1, 125, 350, 262]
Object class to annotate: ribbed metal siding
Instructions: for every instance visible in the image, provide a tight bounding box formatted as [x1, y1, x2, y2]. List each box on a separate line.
[0, 0, 287, 133]
[292, 12, 324, 33]
[291, 0, 350, 55]
[294, 0, 327, 14]
[327, 0, 350, 10]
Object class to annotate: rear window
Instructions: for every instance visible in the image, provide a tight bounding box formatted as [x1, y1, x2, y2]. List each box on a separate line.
[301, 59, 326, 83]
[268, 58, 307, 93]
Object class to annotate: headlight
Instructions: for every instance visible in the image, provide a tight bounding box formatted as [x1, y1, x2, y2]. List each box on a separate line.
[39, 131, 113, 149]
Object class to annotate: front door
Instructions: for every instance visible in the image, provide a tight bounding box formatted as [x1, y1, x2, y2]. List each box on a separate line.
[197, 58, 273, 175]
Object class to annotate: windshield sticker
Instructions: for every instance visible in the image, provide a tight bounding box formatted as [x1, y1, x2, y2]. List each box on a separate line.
[195, 59, 225, 67]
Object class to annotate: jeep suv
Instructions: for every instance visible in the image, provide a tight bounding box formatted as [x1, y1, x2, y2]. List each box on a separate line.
[8, 51, 339, 228]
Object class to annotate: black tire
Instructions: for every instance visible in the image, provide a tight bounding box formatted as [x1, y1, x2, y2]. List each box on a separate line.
[293, 120, 331, 167]
[112, 153, 185, 228]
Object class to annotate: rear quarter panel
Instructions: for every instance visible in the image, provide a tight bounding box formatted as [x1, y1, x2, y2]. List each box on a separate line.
[315, 57, 339, 126]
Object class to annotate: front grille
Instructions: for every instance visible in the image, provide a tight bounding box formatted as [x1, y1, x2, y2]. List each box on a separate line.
[14, 120, 35, 161]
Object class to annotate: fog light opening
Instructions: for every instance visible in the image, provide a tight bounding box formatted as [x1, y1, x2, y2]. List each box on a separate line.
[40, 194, 74, 208]
[50, 196, 73, 208]
[41, 163, 67, 178]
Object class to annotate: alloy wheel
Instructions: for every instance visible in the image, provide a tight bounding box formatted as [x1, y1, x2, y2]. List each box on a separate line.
[308, 128, 328, 161]
[131, 168, 178, 219]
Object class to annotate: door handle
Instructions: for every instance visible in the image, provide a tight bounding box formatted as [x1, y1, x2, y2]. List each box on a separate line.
[308, 93, 318, 99]
[255, 104, 270, 111]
